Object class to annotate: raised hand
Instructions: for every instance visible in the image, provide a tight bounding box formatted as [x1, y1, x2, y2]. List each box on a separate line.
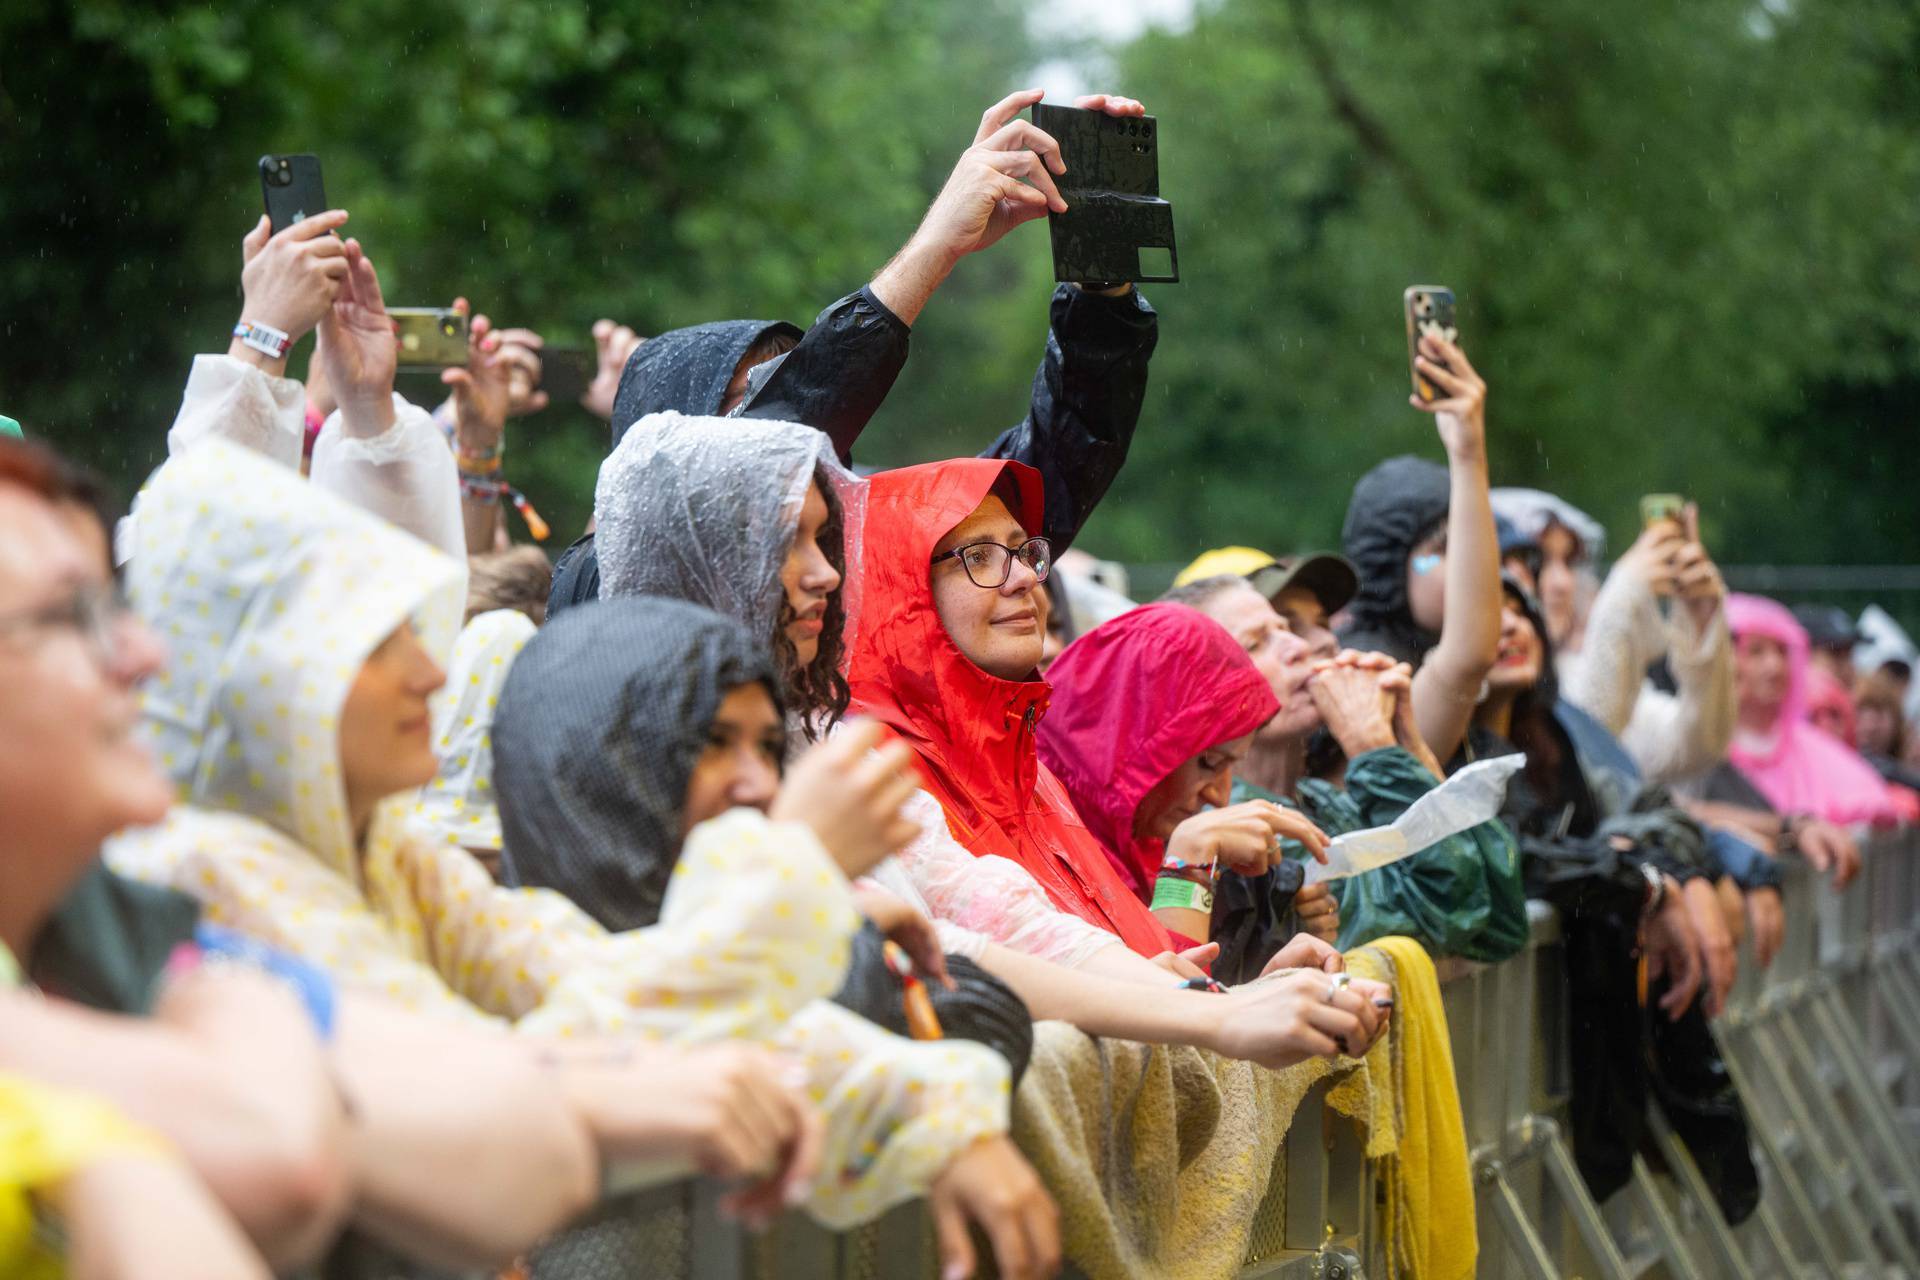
[232, 212, 351, 372]
[850, 883, 954, 991]
[583, 319, 644, 421]
[314, 239, 398, 435]
[770, 721, 923, 878]
[1409, 332, 1488, 463]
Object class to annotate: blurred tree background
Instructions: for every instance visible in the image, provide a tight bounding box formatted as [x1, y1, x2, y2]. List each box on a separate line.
[3, 0, 1917, 608]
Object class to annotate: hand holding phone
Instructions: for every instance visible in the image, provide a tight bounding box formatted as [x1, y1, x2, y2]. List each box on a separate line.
[1639, 493, 1686, 531]
[1403, 286, 1487, 459]
[234, 209, 351, 358]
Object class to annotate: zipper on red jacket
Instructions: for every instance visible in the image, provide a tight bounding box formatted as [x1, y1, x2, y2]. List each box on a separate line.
[1014, 701, 1038, 822]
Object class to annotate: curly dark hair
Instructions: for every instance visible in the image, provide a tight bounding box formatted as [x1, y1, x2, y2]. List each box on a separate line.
[770, 468, 851, 741]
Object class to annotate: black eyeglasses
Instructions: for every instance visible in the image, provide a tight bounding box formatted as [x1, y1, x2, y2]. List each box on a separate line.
[930, 537, 1052, 589]
[0, 582, 131, 667]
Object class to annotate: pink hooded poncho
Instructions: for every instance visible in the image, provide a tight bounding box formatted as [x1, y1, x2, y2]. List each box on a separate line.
[1726, 594, 1899, 827]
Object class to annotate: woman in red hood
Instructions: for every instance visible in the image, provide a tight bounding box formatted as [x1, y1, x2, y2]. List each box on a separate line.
[848, 460, 1175, 955]
[1037, 603, 1330, 945]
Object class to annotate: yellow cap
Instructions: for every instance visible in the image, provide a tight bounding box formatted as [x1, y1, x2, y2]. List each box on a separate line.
[1172, 546, 1278, 588]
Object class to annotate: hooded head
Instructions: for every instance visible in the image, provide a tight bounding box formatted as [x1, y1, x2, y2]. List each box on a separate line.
[1037, 603, 1278, 893]
[1725, 593, 1897, 825]
[1490, 487, 1604, 649]
[846, 458, 1048, 803]
[595, 411, 861, 733]
[123, 441, 464, 879]
[609, 319, 802, 448]
[1339, 455, 1451, 663]
[413, 609, 538, 861]
[493, 597, 779, 932]
[847, 459, 1174, 956]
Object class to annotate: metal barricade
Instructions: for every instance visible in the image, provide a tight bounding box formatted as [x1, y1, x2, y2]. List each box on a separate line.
[499, 831, 1919, 1280]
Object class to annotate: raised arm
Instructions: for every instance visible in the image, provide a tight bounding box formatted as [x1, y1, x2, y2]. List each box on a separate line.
[1407, 332, 1499, 761]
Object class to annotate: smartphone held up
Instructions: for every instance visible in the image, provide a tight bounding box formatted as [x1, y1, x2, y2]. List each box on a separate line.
[1404, 286, 1458, 404]
[1031, 104, 1179, 286]
[259, 154, 327, 235]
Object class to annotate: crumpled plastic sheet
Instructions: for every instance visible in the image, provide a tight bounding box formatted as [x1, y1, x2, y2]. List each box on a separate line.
[1304, 754, 1526, 885]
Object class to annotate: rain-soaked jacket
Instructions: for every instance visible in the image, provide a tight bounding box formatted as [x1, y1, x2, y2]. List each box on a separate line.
[550, 283, 1159, 611]
[846, 458, 1174, 959]
[411, 608, 537, 863]
[593, 412, 863, 645]
[1338, 455, 1451, 663]
[104, 443, 1010, 1226]
[1036, 603, 1278, 896]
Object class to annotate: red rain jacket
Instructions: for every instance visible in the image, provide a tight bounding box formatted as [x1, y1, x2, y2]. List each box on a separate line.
[846, 458, 1174, 958]
[1037, 602, 1280, 896]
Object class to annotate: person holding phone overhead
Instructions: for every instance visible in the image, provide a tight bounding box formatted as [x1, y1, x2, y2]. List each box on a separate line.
[1493, 487, 1736, 787]
[547, 89, 1162, 615]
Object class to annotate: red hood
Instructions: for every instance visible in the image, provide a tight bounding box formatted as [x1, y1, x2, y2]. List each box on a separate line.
[1038, 602, 1280, 893]
[847, 458, 1173, 957]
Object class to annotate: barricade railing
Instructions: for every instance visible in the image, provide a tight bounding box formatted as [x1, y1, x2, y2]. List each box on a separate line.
[478, 830, 1920, 1280]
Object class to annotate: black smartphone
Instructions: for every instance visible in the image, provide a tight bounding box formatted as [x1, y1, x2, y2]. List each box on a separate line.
[538, 348, 595, 411]
[259, 154, 327, 234]
[1403, 286, 1458, 403]
[1030, 104, 1178, 285]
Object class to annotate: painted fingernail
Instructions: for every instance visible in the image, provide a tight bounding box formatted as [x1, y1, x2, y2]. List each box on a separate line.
[1372, 997, 1395, 1008]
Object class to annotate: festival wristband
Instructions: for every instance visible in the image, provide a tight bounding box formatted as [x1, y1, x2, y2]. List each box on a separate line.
[1152, 874, 1214, 915]
[232, 320, 293, 361]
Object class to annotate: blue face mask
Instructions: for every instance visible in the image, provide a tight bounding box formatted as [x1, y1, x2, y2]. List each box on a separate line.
[1411, 553, 1443, 577]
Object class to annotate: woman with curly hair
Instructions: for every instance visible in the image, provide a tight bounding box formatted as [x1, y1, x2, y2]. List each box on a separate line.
[595, 410, 857, 740]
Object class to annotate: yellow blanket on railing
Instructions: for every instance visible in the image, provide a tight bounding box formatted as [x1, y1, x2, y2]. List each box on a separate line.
[1350, 937, 1477, 1280]
[1010, 1012, 1391, 1280]
[1011, 938, 1473, 1280]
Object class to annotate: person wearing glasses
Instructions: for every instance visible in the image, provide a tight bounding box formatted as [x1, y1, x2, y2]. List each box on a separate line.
[590, 417, 1384, 1067]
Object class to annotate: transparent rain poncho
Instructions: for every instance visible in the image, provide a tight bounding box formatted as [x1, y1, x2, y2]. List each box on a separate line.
[595, 410, 864, 662]
[413, 608, 538, 858]
[106, 443, 1008, 1225]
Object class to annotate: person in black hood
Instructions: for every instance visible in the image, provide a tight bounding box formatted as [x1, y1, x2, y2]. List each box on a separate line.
[549, 89, 1161, 614]
[491, 596, 1036, 1086]
[1336, 329, 1502, 764]
[1463, 578, 1763, 1221]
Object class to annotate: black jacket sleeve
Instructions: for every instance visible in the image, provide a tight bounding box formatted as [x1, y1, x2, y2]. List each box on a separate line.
[740, 285, 912, 463]
[980, 284, 1158, 553]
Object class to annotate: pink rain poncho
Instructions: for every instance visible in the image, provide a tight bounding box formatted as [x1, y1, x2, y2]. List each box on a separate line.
[1725, 593, 1900, 827]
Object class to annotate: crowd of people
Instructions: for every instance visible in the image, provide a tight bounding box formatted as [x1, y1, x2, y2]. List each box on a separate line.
[5, 86, 1917, 1280]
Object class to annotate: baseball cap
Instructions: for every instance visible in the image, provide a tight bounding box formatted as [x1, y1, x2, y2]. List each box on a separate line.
[1173, 545, 1359, 615]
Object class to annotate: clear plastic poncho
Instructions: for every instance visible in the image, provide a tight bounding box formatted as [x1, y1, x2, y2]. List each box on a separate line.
[595, 410, 864, 657]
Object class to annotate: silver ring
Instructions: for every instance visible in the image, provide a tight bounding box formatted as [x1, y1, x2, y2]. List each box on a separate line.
[1323, 972, 1352, 1003]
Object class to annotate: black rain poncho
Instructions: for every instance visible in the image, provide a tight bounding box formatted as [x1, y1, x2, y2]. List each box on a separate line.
[493, 596, 1033, 1083]
[1338, 455, 1451, 663]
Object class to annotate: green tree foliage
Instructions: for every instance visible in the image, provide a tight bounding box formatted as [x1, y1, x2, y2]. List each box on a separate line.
[2, 0, 1916, 589]
[0, 0, 1046, 539]
[1106, 0, 1920, 577]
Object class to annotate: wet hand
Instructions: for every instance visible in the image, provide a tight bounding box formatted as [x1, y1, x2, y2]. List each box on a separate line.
[1307, 661, 1397, 758]
[315, 239, 398, 434]
[584, 319, 644, 422]
[1409, 332, 1487, 461]
[912, 89, 1068, 265]
[1290, 884, 1341, 944]
[237, 211, 351, 347]
[1260, 929, 1343, 976]
[850, 884, 954, 990]
[1166, 800, 1329, 877]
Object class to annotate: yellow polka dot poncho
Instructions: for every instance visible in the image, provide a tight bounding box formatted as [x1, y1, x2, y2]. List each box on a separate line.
[106, 443, 1009, 1227]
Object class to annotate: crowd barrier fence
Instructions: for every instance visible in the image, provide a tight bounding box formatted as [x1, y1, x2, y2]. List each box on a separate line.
[378, 830, 1916, 1280]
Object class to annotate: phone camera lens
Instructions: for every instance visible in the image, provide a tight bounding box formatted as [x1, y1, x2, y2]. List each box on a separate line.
[440, 319, 457, 337]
